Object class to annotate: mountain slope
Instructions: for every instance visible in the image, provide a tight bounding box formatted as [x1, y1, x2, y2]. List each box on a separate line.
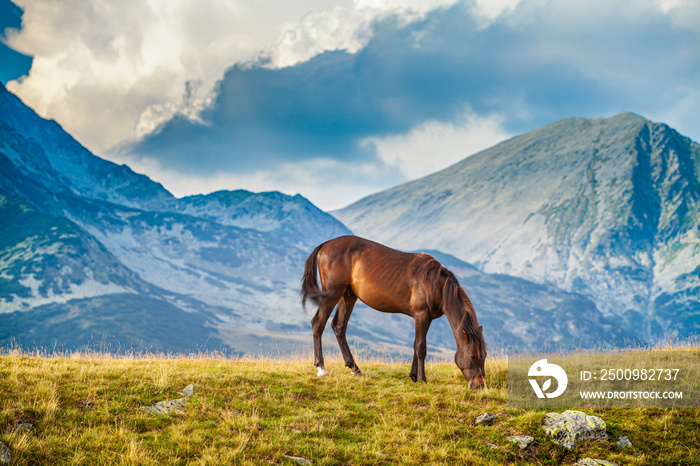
[416, 250, 635, 350]
[334, 113, 700, 339]
[162, 190, 350, 250]
[0, 82, 644, 353]
[0, 83, 350, 353]
[0, 193, 144, 313]
[0, 192, 230, 352]
[0, 83, 173, 210]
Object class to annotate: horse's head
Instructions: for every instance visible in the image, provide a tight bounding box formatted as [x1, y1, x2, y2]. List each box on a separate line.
[455, 326, 486, 390]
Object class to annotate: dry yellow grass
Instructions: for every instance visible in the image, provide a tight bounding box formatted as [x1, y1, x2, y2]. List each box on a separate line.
[0, 347, 697, 465]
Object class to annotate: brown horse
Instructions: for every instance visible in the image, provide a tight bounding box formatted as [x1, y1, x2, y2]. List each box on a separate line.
[300, 235, 486, 389]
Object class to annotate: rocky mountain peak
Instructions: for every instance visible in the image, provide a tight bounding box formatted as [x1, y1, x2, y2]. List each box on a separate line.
[334, 113, 700, 338]
[0, 82, 174, 210]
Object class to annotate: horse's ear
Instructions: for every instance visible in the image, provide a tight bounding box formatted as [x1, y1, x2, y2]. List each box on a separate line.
[479, 325, 483, 333]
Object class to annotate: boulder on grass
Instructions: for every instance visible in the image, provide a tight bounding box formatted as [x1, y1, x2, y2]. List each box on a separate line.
[0, 441, 11, 465]
[543, 410, 607, 449]
[475, 412, 496, 426]
[506, 435, 534, 449]
[576, 459, 618, 466]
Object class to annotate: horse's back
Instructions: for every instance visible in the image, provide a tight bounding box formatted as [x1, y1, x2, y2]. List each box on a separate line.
[317, 236, 423, 314]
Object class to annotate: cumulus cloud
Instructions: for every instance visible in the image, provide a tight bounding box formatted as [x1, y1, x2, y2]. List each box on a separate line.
[4, 0, 348, 151]
[364, 110, 511, 180]
[4, 0, 699, 210]
[4, 0, 467, 153]
[259, 0, 461, 68]
[128, 0, 700, 158]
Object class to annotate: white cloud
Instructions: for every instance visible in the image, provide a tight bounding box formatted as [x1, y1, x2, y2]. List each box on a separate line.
[5, 0, 696, 211]
[118, 152, 399, 211]
[4, 0, 514, 155]
[472, 0, 521, 21]
[654, 0, 700, 28]
[4, 0, 467, 155]
[364, 110, 511, 180]
[261, 0, 460, 68]
[123, 110, 511, 210]
[4, 0, 351, 152]
[1, 0, 513, 211]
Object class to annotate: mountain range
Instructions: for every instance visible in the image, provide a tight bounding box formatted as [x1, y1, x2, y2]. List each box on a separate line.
[334, 113, 700, 341]
[0, 82, 350, 353]
[2, 81, 690, 356]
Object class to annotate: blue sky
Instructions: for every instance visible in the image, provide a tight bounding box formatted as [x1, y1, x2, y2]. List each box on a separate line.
[2, 0, 699, 210]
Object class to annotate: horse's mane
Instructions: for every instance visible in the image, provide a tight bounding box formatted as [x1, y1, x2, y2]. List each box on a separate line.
[413, 254, 487, 358]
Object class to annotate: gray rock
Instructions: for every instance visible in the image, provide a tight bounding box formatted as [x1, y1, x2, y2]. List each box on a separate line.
[506, 435, 534, 449]
[616, 436, 632, 448]
[0, 441, 11, 465]
[543, 410, 607, 449]
[576, 459, 618, 466]
[283, 455, 312, 465]
[142, 398, 186, 415]
[485, 442, 501, 450]
[475, 412, 496, 426]
[180, 384, 194, 398]
[16, 422, 34, 431]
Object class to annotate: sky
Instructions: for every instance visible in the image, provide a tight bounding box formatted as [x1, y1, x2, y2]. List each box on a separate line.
[1, 0, 699, 211]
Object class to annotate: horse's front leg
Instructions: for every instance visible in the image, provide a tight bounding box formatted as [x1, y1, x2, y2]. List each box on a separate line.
[411, 313, 431, 383]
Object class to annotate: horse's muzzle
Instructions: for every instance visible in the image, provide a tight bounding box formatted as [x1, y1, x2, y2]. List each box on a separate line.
[468, 378, 485, 390]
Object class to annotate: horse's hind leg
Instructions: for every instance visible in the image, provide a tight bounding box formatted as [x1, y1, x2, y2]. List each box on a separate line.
[331, 289, 361, 376]
[311, 292, 342, 377]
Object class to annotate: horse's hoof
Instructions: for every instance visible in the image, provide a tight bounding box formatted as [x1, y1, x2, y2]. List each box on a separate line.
[352, 370, 363, 377]
[317, 368, 328, 377]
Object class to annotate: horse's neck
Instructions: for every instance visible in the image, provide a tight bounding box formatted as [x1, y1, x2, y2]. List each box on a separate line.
[442, 299, 468, 348]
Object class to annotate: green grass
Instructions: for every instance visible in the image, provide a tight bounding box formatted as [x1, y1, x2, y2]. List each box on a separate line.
[0, 351, 697, 465]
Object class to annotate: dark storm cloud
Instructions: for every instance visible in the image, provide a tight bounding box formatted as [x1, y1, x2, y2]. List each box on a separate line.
[128, 0, 700, 174]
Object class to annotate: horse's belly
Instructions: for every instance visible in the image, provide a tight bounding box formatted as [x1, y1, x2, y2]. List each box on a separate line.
[360, 298, 408, 314]
[352, 283, 411, 315]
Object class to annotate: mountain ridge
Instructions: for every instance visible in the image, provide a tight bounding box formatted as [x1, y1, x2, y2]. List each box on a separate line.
[0, 83, 174, 210]
[0, 82, 351, 353]
[0, 82, 652, 352]
[334, 113, 700, 339]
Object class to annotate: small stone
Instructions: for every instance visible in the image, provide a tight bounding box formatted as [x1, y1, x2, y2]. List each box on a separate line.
[283, 455, 312, 465]
[576, 458, 618, 466]
[475, 412, 496, 426]
[485, 442, 501, 449]
[0, 441, 11, 465]
[181, 384, 194, 398]
[506, 435, 534, 449]
[543, 410, 607, 449]
[616, 436, 632, 448]
[16, 422, 34, 431]
[142, 398, 186, 415]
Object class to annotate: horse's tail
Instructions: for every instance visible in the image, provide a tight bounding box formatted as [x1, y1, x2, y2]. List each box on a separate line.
[300, 242, 326, 313]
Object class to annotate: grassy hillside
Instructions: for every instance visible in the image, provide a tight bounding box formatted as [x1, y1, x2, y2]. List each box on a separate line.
[0, 351, 697, 465]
